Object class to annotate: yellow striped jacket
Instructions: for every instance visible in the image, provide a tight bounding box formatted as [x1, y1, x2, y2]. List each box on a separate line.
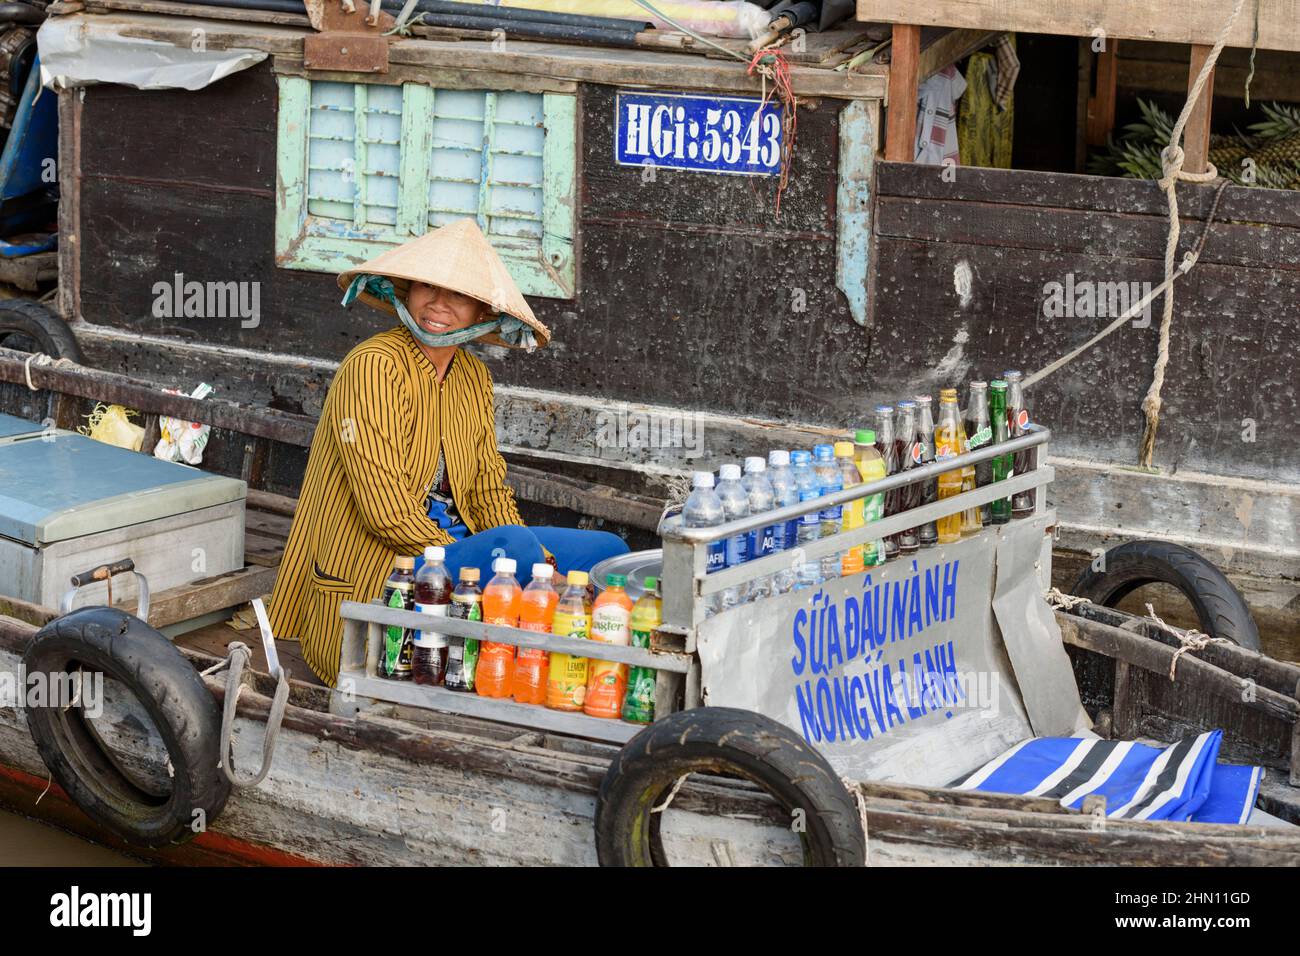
[268, 327, 523, 685]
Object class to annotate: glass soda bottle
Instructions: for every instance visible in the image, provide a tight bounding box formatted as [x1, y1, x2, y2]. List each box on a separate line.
[413, 546, 451, 686]
[835, 440, 865, 575]
[935, 388, 965, 544]
[379, 555, 415, 680]
[1004, 370, 1036, 519]
[964, 381, 994, 528]
[443, 567, 482, 691]
[585, 574, 633, 719]
[913, 395, 939, 548]
[622, 576, 662, 725]
[853, 429, 886, 567]
[546, 571, 591, 712]
[872, 406, 900, 561]
[989, 379, 1013, 524]
[894, 401, 921, 554]
[514, 562, 557, 705]
[476, 558, 521, 698]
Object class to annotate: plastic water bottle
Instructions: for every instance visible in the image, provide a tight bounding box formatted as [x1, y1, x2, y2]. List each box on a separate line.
[793, 486, 822, 589]
[682, 471, 725, 616]
[818, 477, 845, 580]
[791, 449, 817, 500]
[715, 463, 750, 609]
[767, 450, 798, 593]
[742, 456, 776, 602]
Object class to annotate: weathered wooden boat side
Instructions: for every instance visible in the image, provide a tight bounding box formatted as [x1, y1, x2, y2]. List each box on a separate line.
[1, 599, 1298, 867]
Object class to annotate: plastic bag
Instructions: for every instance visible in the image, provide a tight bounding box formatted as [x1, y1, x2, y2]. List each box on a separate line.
[484, 0, 768, 38]
[154, 382, 215, 465]
[79, 403, 145, 451]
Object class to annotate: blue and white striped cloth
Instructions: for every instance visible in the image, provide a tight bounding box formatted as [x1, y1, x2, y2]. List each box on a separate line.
[949, 730, 1262, 824]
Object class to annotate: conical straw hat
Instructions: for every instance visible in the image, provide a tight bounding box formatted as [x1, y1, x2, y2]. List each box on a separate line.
[336, 218, 550, 349]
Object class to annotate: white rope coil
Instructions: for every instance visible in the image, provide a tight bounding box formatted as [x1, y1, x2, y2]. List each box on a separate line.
[1145, 603, 1232, 681]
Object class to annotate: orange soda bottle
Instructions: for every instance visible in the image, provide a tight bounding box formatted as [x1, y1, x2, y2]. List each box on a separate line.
[585, 573, 633, 719]
[547, 571, 591, 712]
[476, 557, 521, 698]
[514, 563, 557, 705]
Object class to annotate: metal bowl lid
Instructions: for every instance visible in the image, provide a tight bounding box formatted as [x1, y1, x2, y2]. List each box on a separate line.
[590, 549, 663, 600]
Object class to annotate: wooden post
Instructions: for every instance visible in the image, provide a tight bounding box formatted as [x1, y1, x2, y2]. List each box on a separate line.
[1183, 44, 1216, 174]
[1086, 39, 1120, 146]
[885, 23, 921, 162]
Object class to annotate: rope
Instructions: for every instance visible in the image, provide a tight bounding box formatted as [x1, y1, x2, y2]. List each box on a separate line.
[22, 352, 75, 391]
[1244, 0, 1261, 107]
[651, 772, 690, 813]
[217, 642, 291, 789]
[841, 777, 871, 866]
[1145, 603, 1232, 681]
[384, 0, 421, 35]
[1024, 175, 1231, 390]
[747, 47, 797, 216]
[1044, 587, 1091, 611]
[1137, 0, 1246, 468]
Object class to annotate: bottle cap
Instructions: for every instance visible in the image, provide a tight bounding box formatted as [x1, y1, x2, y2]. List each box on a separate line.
[791, 450, 812, 464]
[692, 470, 715, 488]
[719, 463, 741, 480]
[813, 443, 833, 459]
[991, 379, 1008, 390]
[969, 380, 988, 389]
[494, 557, 517, 574]
[568, 570, 589, 586]
[532, 563, 552, 579]
[394, 556, 415, 570]
[644, 576, 658, 590]
[833, 440, 854, 457]
[896, 399, 917, 409]
[768, 449, 790, 467]
[1004, 369, 1023, 381]
[743, 456, 766, 472]
[607, 573, 627, 587]
[873, 404, 893, 415]
[854, 429, 876, 444]
[940, 388, 958, 401]
[914, 394, 932, 405]
[424, 546, 445, 562]
[460, 567, 480, 582]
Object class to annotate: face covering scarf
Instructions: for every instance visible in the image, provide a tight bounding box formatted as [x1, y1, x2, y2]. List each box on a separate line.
[342, 274, 538, 351]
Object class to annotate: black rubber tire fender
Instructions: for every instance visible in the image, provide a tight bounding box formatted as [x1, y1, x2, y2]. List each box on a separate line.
[0, 299, 84, 362]
[594, 707, 866, 867]
[21, 606, 230, 848]
[1070, 539, 1260, 650]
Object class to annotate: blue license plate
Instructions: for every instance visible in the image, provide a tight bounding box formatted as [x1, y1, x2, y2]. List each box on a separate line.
[615, 91, 782, 176]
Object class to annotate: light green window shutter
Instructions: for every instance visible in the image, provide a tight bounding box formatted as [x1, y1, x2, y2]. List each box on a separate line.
[276, 75, 575, 299]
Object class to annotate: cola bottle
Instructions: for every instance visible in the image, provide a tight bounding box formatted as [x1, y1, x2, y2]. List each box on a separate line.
[913, 394, 939, 548]
[413, 545, 452, 686]
[893, 401, 920, 554]
[872, 405, 899, 561]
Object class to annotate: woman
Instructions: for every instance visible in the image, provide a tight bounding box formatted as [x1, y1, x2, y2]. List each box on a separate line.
[269, 219, 627, 686]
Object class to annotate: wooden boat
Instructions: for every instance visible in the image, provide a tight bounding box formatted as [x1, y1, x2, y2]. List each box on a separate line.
[0, 352, 1297, 866]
